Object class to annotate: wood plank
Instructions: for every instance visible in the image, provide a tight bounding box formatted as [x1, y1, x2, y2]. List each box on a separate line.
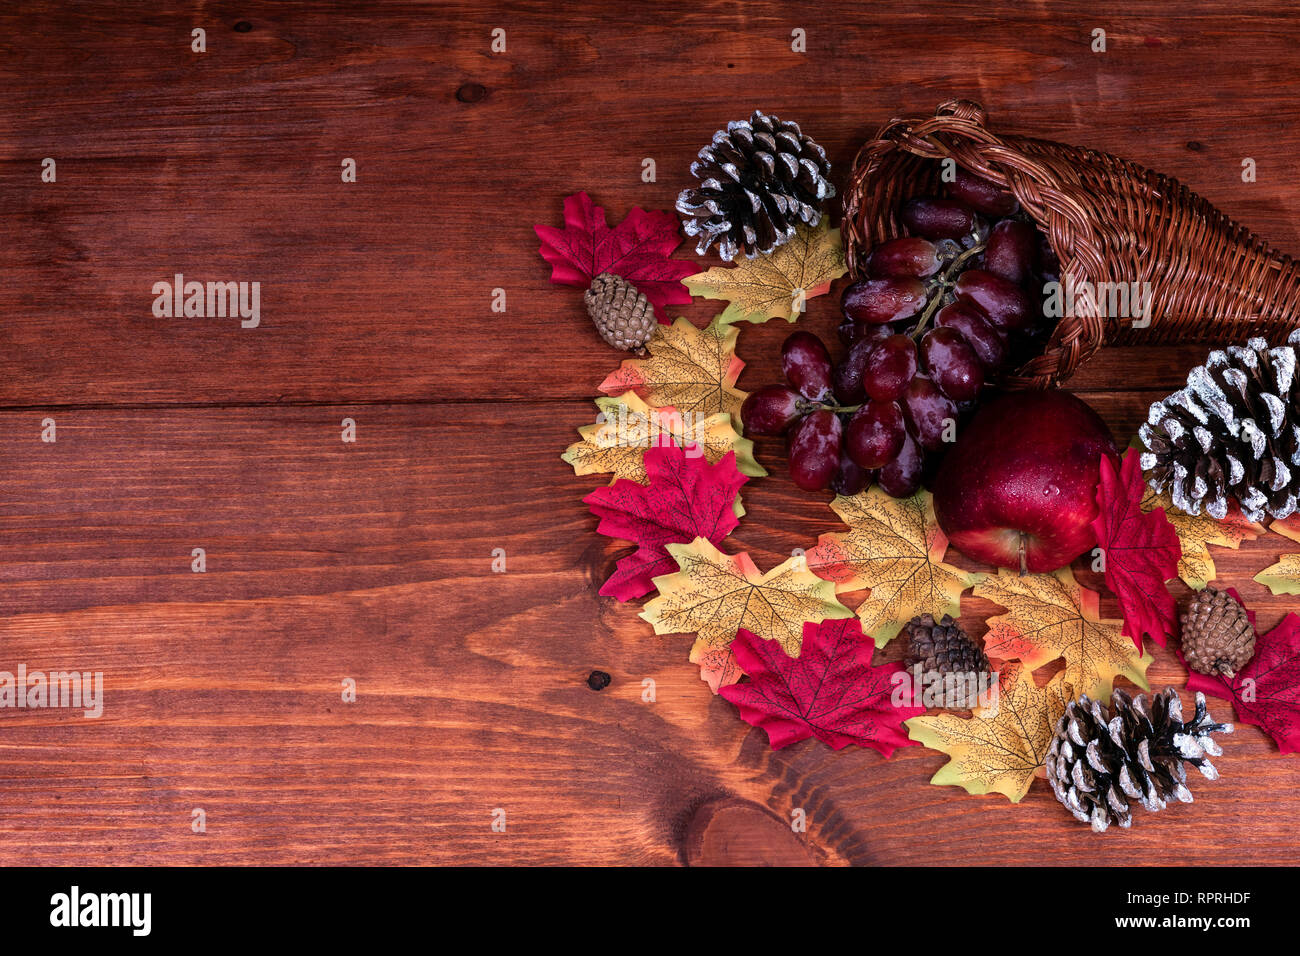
[0, 403, 1295, 864]
[2, 1, 1299, 406]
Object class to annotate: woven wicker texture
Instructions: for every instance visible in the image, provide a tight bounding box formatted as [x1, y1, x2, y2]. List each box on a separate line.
[842, 100, 1300, 388]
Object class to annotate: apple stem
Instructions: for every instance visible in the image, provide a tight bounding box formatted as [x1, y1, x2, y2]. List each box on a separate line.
[1018, 532, 1028, 577]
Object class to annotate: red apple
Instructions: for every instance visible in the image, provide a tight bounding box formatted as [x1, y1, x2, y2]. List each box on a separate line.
[932, 391, 1117, 573]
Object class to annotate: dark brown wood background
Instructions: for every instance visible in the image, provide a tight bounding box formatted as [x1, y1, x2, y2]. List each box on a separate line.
[1, 0, 1298, 866]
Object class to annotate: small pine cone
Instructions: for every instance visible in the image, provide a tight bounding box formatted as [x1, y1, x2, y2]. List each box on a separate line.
[676, 110, 834, 262]
[583, 272, 655, 355]
[1181, 586, 1256, 678]
[902, 613, 990, 708]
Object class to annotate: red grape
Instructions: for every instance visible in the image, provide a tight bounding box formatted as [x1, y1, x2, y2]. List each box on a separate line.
[984, 220, 1036, 286]
[833, 338, 871, 405]
[862, 334, 919, 402]
[841, 277, 928, 325]
[934, 300, 1007, 369]
[899, 376, 957, 452]
[921, 327, 985, 402]
[781, 331, 834, 402]
[831, 447, 873, 496]
[947, 167, 1018, 217]
[954, 269, 1032, 331]
[845, 401, 906, 470]
[787, 410, 842, 491]
[836, 318, 857, 348]
[1036, 232, 1060, 284]
[878, 431, 924, 498]
[741, 384, 805, 436]
[900, 198, 976, 240]
[869, 321, 904, 341]
[837, 318, 895, 348]
[866, 236, 942, 278]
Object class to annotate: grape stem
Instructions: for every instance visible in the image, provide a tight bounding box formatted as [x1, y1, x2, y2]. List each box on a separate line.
[908, 233, 987, 341]
[800, 396, 862, 416]
[1018, 531, 1028, 577]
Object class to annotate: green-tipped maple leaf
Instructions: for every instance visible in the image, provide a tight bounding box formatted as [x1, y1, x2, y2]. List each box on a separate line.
[805, 488, 983, 646]
[681, 221, 847, 324]
[977, 567, 1151, 701]
[640, 538, 853, 663]
[562, 391, 764, 484]
[599, 316, 747, 428]
[1141, 486, 1263, 590]
[907, 664, 1069, 803]
[1255, 553, 1300, 596]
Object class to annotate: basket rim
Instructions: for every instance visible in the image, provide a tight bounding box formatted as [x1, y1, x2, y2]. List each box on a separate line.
[842, 99, 1125, 388]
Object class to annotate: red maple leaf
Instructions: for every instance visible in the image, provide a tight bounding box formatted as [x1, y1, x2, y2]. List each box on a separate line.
[1185, 590, 1300, 753]
[1092, 448, 1181, 652]
[584, 444, 746, 602]
[535, 191, 696, 317]
[720, 618, 924, 755]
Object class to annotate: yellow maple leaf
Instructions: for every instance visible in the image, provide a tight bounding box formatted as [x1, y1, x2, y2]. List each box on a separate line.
[1255, 553, 1300, 595]
[906, 664, 1069, 803]
[1255, 513, 1300, 595]
[598, 316, 748, 429]
[1270, 512, 1300, 545]
[805, 488, 983, 647]
[640, 538, 853, 661]
[681, 221, 848, 324]
[977, 567, 1151, 701]
[1141, 486, 1263, 590]
[562, 391, 764, 484]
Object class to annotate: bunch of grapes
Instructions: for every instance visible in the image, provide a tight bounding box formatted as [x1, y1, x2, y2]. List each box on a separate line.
[741, 167, 1060, 496]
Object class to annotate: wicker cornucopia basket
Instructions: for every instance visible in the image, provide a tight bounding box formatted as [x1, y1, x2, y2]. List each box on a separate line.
[842, 99, 1300, 388]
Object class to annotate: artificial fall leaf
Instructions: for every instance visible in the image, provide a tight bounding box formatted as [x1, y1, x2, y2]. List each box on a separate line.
[1269, 513, 1300, 544]
[681, 221, 847, 324]
[721, 618, 924, 755]
[584, 445, 747, 602]
[1254, 553, 1300, 596]
[1141, 486, 1263, 590]
[805, 488, 983, 647]
[640, 537, 854, 663]
[1185, 596, 1300, 753]
[599, 316, 748, 428]
[1258, 503, 1300, 596]
[978, 567, 1152, 702]
[535, 191, 695, 315]
[906, 663, 1069, 802]
[697, 647, 743, 694]
[1093, 449, 1180, 652]
[562, 391, 764, 484]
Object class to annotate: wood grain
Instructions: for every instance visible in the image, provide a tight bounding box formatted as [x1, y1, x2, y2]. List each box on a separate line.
[1, 0, 1298, 865]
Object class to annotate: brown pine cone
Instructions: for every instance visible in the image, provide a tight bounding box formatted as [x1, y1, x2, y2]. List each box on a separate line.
[1180, 586, 1256, 678]
[902, 613, 990, 708]
[583, 272, 655, 355]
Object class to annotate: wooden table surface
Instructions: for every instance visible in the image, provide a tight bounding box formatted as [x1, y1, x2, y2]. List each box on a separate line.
[2, 0, 1298, 866]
